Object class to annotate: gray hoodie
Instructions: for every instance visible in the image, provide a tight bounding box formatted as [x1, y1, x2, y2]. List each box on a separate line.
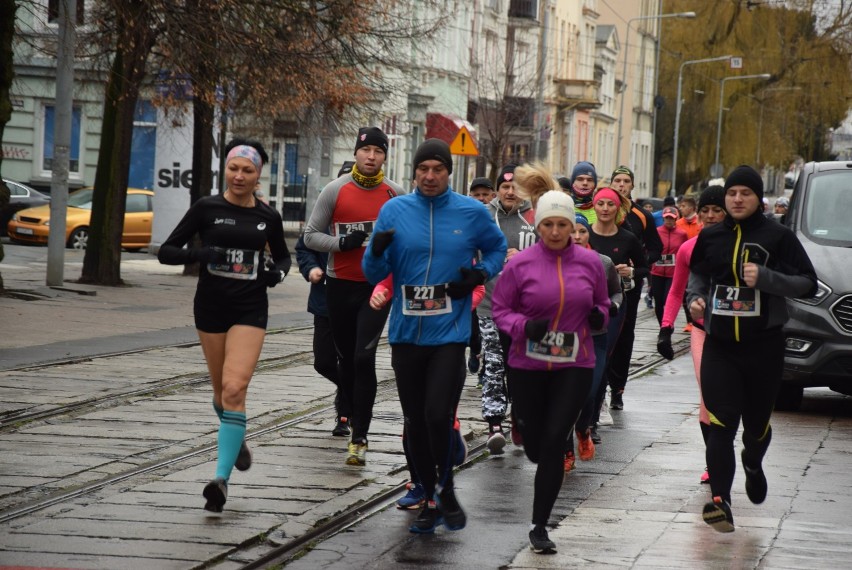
[478, 197, 538, 318]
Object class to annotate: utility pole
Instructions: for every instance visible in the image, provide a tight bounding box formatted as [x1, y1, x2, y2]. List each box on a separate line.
[46, 0, 76, 286]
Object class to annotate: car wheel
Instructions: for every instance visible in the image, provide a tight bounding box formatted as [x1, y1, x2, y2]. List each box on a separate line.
[774, 384, 804, 411]
[68, 227, 89, 250]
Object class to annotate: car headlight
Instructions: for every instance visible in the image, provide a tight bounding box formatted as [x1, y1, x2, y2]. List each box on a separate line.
[11, 213, 18, 221]
[792, 279, 831, 306]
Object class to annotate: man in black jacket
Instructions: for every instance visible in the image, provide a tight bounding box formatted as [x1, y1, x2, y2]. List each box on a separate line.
[686, 165, 817, 533]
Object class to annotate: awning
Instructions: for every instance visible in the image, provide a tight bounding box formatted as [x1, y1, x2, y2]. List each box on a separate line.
[425, 113, 478, 147]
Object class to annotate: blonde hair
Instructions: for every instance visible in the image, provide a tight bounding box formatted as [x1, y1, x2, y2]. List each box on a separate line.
[513, 162, 561, 208]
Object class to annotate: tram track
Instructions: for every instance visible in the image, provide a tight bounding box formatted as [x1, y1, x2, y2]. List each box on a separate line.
[0, 325, 315, 431]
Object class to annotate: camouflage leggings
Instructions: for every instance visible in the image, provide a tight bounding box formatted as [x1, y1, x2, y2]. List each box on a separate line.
[479, 316, 507, 424]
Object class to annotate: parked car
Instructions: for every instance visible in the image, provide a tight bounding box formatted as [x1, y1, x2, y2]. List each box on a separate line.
[1, 179, 51, 236]
[7, 187, 153, 251]
[778, 160, 852, 410]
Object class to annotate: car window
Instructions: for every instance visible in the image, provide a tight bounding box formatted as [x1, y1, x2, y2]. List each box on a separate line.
[125, 193, 151, 213]
[803, 171, 852, 247]
[7, 182, 25, 197]
[67, 188, 94, 209]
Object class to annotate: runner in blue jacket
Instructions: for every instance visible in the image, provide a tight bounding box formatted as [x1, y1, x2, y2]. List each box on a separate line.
[362, 139, 506, 535]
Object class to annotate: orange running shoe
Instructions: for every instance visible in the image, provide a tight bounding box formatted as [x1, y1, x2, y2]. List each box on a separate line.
[576, 429, 596, 461]
[564, 451, 576, 472]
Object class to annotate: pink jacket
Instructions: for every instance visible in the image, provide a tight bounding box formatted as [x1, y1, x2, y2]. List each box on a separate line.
[651, 225, 688, 278]
[661, 237, 703, 328]
[492, 241, 610, 371]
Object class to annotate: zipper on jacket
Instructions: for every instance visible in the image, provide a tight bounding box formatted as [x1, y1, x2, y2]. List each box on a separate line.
[417, 202, 435, 344]
[731, 223, 743, 342]
[550, 255, 566, 372]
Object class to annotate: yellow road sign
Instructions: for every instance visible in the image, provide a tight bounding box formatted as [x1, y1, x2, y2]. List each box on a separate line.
[449, 126, 479, 156]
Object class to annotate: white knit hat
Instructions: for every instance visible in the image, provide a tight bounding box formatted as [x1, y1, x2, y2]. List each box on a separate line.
[534, 190, 576, 227]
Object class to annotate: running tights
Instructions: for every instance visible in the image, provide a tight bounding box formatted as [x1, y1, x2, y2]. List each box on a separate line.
[392, 343, 467, 498]
[701, 330, 784, 504]
[508, 367, 593, 525]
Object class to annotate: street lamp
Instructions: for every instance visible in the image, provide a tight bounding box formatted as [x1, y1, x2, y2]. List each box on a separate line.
[714, 73, 772, 171]
[615, 10, 696, 167]
[670, 55, 733, 195]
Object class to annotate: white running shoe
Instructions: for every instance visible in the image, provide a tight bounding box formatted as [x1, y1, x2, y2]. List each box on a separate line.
[598, 398, 614, 426]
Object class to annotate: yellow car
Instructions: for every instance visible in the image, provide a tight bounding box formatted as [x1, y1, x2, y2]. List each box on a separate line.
[7, 187, 154, 251]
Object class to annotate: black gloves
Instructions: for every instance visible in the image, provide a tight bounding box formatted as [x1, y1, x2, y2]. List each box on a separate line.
[261, 252, 286, 287]
[657, 327, 674, 360]
[447, 267, 487, 299]
[524, 318, 550, 342]
[339, 230, 369, 251]
[609, 302, 619, 317]
[588, 307, 605, 330]
[371, 229, 395, 256]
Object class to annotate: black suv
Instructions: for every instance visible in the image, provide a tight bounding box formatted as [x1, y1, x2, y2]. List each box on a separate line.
[779, 161, 852, 409]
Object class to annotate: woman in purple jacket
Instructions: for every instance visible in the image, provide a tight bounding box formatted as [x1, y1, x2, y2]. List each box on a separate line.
[493, 182, 610, 554]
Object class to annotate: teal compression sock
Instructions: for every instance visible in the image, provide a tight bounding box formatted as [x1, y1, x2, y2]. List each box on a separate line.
[215, 410, 246, 482]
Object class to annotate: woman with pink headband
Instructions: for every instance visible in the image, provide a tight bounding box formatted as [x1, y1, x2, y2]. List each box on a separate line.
[158, 138, 291, 513]
[586, 187, 647, 446]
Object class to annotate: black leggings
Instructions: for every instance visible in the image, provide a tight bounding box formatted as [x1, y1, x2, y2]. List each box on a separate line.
[649, 275, 673, 326]
[392, 343, 466, 498]
[508, 367, 593, 525]
[325, 277, 390, 442]
[607, 287, 641, 393]
[312, 314, 345, 416]
[701, 330, 784, 504]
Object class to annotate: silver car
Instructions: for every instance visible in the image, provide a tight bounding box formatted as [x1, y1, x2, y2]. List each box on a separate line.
[779, 161, 852, 410]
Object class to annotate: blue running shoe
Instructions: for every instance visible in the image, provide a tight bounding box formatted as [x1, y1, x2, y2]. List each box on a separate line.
[397, 482, 426, 510]
[452, 425, 468, 466]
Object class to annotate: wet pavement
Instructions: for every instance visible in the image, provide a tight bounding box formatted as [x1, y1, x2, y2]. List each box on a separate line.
[1, 242, 851, 569]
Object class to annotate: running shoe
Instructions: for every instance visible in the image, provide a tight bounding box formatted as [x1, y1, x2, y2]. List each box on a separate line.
[563, 451, 576, 473]
[742, 451, 768, 504]
[234, 440, 252, 471]
[409, 500, 442, 534]
[332, 416, 351, 437]
[598, 402, 614, 426]
[202, 477, 228, 513]
[486, 424, 506, 455]
[453, 424, 468, 466]
[437, 486, 466, 531]
[397, 482, 426, 510]
[590, 425, 602, 445]
[610, 390, 624, 410]
[700, 468, 710, 484]
[467, 353, 480, 374]
[345, 440, 368, 466]
[576, 429, 595, 461]
[702, 496, 735, 533]
[683, 323, 693, 333]
[529, 524, 556, 554]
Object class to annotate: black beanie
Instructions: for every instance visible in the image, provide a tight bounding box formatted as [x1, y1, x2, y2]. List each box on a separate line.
[354, 127, 389, 154]
[413, 138, 453, 175]
[698, 185, 726, 211]
[497, 164, 517, 186]
[724, 165, 764, 201]
[469, 176, 493, 191]
[663, 196, 676, 206]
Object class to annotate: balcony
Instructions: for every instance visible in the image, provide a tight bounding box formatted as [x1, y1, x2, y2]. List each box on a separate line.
[553, 78, 601, 110]
[509, 0, 537, 20]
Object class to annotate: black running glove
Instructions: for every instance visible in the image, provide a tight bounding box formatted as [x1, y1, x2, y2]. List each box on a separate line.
[609, 302, 619, 317]
[524, 318, 550, 342]
[446, 267, 487, 299]
[657, 327, 674, 360]
[339, 230, 369, 251]
[261, 252, 286, 287]
[588, 307, 605, 330]
[371, 229, 395, 256]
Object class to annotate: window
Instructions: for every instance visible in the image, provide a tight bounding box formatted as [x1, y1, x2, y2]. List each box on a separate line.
[42, 104, 82, 174]
[47, 0, 85, 25]
[129, 100, 157, 189]
[125, 193, 151, 213]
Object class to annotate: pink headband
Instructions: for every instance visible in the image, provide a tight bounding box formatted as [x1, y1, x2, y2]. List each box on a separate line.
[226, 145, 263, 173]
[594, 188, 621, 206]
